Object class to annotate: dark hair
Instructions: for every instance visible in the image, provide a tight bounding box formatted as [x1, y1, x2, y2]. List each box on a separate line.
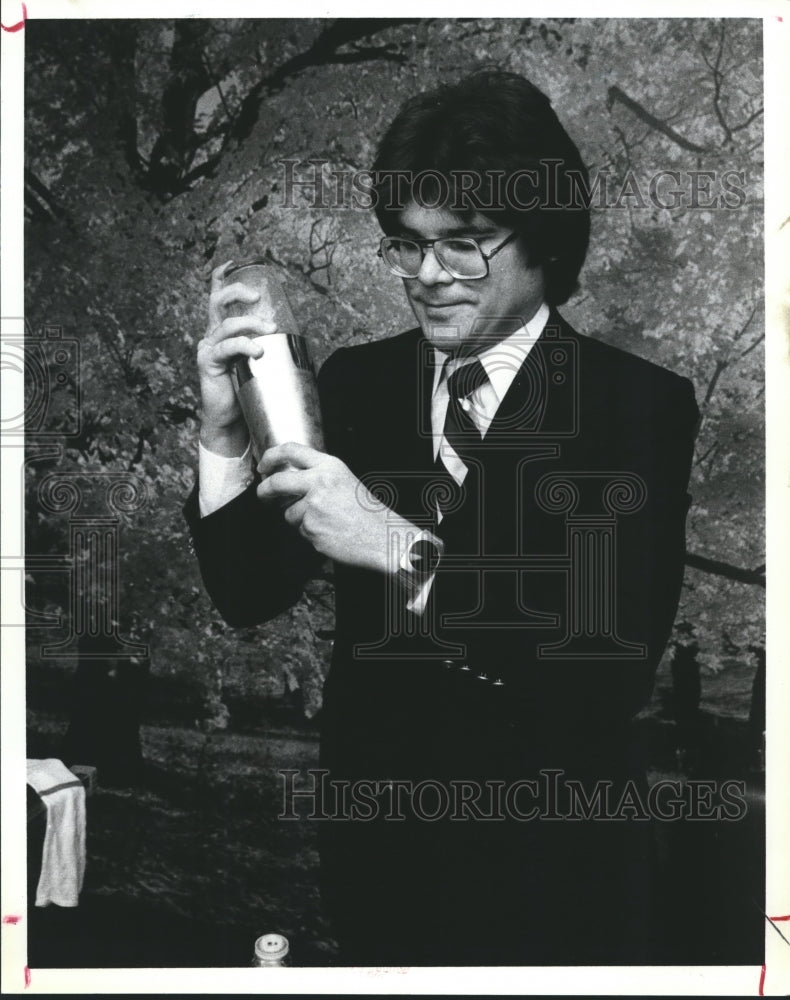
[371, 70, 590, 306]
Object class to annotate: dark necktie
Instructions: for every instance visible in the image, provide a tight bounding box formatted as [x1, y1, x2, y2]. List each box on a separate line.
[440, 358, 489, 468]
[433, 358, 489, 523]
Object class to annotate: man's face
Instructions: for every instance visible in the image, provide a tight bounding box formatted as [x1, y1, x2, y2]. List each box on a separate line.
[396, 202, 546, 355]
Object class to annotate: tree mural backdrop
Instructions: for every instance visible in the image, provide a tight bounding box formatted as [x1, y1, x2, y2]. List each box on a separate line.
[24, 17, 763, 729]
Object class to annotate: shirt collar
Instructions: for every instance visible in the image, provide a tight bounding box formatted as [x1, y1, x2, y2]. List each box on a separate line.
[432, 301, 550, 402]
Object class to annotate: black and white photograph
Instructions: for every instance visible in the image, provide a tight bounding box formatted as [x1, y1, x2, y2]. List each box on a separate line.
[2, 5, 787, 993]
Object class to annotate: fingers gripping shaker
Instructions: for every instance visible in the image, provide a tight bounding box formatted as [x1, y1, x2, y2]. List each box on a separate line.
[223, 259, 324, 461]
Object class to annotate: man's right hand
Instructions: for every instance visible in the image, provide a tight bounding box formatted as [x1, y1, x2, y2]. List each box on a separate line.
[197, 260, 275, 457]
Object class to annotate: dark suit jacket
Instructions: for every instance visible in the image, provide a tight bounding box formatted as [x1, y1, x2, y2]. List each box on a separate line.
[185, 310, 699, 964]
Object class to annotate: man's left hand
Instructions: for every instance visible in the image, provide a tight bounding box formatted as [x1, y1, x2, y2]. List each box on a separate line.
[257, 442, 411, 575]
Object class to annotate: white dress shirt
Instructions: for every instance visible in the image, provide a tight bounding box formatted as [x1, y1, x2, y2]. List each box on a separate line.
[430, 301, 550, 485]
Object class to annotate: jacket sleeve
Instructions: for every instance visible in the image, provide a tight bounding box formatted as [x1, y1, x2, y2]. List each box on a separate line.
[543, 373, 700, 728]
[183, 347, 349, 627]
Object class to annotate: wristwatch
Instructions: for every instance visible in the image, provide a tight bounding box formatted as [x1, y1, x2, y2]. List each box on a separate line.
[397, 530, 444, 591]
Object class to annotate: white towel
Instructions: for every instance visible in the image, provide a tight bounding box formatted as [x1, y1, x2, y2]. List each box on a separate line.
[26, 758, 86, 907]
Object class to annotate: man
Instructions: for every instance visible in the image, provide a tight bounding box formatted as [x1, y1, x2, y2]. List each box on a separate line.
[185, 71, 699, 965]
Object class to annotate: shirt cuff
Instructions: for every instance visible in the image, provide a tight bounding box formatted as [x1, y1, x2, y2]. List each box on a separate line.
[393, 529, 443, 616]
[198, 440, 255, 517]
[406, 572, 437, 615]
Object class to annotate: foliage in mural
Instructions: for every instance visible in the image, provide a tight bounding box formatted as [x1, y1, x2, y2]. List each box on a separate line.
[23, 18, 763, 725]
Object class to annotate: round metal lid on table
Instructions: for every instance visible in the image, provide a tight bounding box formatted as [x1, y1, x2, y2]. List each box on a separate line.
[254, 933, 290, 964]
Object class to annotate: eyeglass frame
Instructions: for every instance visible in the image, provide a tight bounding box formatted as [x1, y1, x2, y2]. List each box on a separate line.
[377, 230, 519, 280]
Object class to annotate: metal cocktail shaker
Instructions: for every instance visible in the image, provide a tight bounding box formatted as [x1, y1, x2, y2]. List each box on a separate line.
[223, 259, 324, 461]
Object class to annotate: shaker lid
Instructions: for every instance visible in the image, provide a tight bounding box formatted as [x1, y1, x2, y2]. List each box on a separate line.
[254, 933, 290, 962]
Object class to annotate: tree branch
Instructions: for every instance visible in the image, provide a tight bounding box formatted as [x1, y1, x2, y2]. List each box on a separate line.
[108, 23, 145, 179]
[607, 85, 709, 154]
[146, 21, 213, 199]
[730, 105, 764, 135]
[706, 21, 732, 144]
[700, 305, 758, 410]
[148, 19, 422, 199]
[693, 440, 719, 469]
[685, 552, 765, 587]
[201, 48, 235, 125]
[738, 332, 764, 360]
[698, 21, 763, 145]
[226, 20, 419, 146]
[24, 168, 70, 226]
[127, 426, 154, 471]
[702, 358, 728, 408]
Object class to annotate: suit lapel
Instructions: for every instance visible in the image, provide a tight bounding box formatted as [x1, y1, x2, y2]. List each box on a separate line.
[487, 340, 548, 442]
[476, 313, 574, 555]
[485, 310, 576, 442]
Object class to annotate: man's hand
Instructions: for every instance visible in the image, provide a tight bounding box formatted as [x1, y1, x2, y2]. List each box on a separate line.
[257, 442, 415, 575]
[197, 260, 274, 456]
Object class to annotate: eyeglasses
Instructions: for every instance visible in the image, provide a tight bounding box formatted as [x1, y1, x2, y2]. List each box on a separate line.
[377, 231, 518, 280]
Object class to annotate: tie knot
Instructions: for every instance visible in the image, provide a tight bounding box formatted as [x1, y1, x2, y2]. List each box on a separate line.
[446, 359, 488, 401]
